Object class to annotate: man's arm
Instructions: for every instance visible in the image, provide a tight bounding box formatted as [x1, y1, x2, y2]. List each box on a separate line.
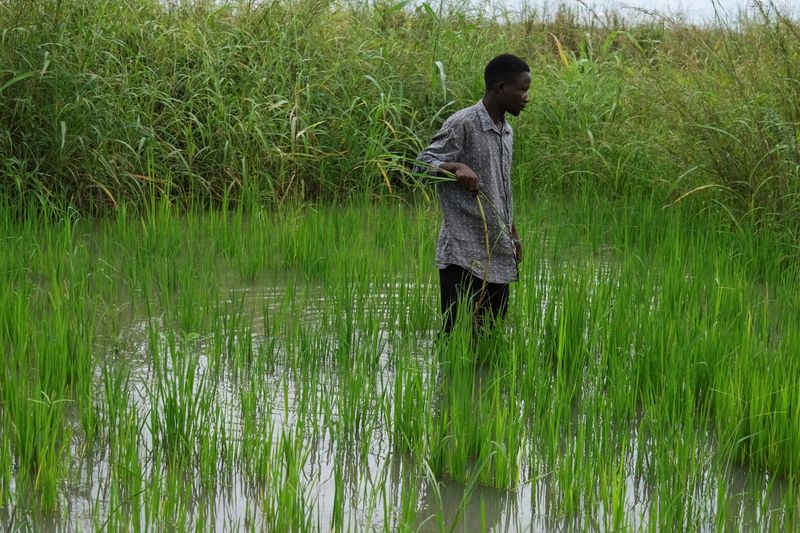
[415, 117, 479, 196]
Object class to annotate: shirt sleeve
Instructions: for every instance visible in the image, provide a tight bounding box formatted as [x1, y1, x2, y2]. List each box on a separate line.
[414, 116, 465, 175]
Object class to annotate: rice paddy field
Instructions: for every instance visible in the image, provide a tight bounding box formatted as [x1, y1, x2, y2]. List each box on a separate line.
[2, 0, 800, 531]
[1, 195, 799, 531]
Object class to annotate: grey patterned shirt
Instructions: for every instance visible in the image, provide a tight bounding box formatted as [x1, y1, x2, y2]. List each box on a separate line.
[416, 100, 518, 284]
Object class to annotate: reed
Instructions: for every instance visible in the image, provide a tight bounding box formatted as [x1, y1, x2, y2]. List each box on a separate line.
[1, 0, 798, 234]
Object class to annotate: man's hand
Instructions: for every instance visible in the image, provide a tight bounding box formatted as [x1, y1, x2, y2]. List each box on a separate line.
[511, 225, 523, 264]
[513, 238, 523, 263]
[440, 162, 479, 196]
[454, 166, 480, 196]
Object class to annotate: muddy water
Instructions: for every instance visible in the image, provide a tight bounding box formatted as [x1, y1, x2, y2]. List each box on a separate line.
[12, 280, 794, 532]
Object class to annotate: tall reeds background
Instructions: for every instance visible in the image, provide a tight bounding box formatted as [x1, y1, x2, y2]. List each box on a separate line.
[1, 0, 798, 219]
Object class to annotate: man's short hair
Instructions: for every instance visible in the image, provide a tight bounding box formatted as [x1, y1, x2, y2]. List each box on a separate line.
[484, 54, 530, 91]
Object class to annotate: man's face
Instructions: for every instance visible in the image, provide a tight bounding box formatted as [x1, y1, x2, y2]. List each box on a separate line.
[499, 71, 531, 117]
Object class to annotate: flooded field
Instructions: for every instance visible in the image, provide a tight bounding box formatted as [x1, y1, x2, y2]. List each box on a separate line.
[1, 200, 798, 531]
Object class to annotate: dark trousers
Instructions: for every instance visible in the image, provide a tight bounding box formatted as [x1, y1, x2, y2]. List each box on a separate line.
[439, 264, 509, 334]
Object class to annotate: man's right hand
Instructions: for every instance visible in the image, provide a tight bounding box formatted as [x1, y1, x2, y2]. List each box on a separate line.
[453, 165, 480, 196]
[439, 162, 480, 196]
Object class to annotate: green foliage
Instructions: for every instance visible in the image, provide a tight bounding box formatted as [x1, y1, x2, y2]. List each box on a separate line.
[1, 0, 797, 236]
[1, 0, 800, 528]
[0, 194, 799, 528]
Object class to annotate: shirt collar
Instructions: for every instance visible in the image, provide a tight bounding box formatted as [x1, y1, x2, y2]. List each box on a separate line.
[475, 100, 507, 134]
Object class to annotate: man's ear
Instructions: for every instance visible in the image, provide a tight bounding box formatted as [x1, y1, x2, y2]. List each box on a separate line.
[489, 81, 505, 96]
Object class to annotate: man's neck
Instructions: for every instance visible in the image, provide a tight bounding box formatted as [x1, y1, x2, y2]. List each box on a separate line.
[481, 95, 505, 126]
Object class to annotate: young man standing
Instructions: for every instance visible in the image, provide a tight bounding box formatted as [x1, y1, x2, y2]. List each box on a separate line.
[416, 53, 531, 334]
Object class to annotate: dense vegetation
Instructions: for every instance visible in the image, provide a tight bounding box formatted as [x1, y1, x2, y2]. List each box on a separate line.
[1, 0, 799, 530]
[2, 0, 798, 216]
[1, 195, 799, 530]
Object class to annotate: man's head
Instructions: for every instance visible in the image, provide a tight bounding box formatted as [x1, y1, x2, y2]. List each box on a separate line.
[484, 54, 531, 117]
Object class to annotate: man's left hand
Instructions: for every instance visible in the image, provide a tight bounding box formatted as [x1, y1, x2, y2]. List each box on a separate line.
[511, 225, 522, 264]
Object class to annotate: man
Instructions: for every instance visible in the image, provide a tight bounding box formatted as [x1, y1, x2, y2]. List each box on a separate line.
[416, 53, 530, 334]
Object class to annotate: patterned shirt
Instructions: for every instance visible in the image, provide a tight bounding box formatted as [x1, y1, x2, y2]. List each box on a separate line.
[416, 100, 518, 284]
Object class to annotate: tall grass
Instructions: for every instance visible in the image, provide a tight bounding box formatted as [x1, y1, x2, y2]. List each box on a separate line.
[1, 0, 798, 229]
